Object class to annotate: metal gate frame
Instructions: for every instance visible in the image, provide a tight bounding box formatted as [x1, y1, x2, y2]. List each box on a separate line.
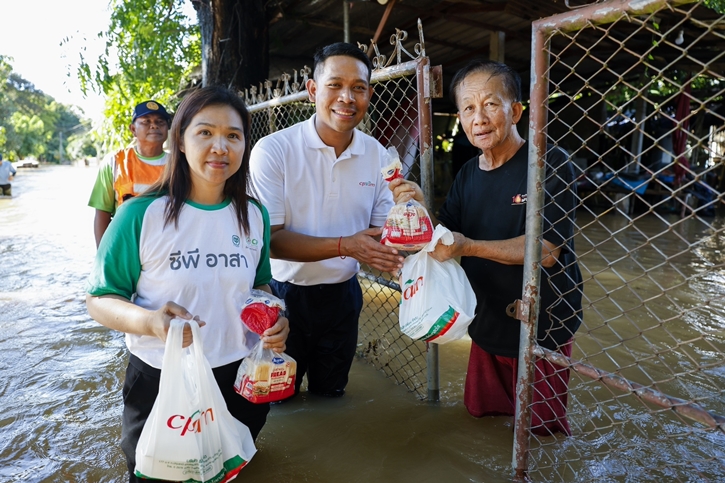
[514, 0, 725, 479]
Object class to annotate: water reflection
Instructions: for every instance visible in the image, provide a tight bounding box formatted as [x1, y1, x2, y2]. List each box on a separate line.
[541, 209, 725, 482]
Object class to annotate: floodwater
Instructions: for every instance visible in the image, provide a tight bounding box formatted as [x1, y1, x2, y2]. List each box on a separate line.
[1, 164, 723, 483]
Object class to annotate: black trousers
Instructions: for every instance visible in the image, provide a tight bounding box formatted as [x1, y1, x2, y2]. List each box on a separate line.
[120, 354, 270, 483]
[271, 276, 363, 395]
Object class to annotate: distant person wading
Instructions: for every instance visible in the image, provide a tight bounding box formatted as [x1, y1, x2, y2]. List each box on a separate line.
[0, 153, 17, 197]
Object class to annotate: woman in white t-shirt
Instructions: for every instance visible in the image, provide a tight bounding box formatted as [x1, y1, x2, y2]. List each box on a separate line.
[86, 86, 289, 483]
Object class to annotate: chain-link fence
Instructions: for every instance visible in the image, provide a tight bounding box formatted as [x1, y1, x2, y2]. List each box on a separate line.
[244, 23, 441, 399]
[516, 0, 725, 481]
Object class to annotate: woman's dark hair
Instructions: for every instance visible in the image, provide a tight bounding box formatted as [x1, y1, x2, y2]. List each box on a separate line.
[313, 42, 373, 82]
[449, 59, 522, 107]
[148, 85, 254, 235]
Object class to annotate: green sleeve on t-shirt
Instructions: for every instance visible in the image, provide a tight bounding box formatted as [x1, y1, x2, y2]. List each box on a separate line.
[251, 199, 273, 287]
[86, 196, 154, 299]
[87, 156, 116, 214]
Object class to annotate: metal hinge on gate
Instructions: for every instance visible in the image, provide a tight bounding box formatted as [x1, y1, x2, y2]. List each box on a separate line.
[506, 299, 529, 323]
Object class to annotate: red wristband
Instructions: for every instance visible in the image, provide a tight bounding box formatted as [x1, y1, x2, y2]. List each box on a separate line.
[338, 236, 346, 259]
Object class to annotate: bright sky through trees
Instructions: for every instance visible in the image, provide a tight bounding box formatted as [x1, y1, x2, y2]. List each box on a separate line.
[0, 0, 111, 121]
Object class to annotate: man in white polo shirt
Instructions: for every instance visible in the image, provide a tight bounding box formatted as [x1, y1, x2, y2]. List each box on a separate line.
[250, 42, 404, 398]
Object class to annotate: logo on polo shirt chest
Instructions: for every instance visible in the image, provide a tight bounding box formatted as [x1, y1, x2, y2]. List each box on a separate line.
[245, 236, 259, 251]
[359, 181, 376, 187]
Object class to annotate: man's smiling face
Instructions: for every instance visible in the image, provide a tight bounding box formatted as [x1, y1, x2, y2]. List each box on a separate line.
[307, 55, 372, 140]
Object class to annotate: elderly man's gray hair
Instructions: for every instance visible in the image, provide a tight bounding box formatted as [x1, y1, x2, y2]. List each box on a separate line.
[449, 59, 522, 107]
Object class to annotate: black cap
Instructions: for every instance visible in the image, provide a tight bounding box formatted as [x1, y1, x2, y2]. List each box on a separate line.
[132, 101, 171, 123]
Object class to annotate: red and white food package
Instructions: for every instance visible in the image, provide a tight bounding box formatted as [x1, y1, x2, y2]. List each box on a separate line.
[240, 289, 285, 335]
[235, 289, 296, 403]
[380, 147, 434, 251]
[234, 341, 297, 404]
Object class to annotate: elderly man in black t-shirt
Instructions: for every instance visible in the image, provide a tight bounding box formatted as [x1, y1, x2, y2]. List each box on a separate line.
[390, 59, 582, 436]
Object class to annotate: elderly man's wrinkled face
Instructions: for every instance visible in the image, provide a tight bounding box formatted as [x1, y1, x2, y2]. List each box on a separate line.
[456, 71, 522, 154]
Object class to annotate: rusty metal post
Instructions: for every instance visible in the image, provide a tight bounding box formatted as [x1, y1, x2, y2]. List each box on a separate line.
[343, 0, 350, 43]
[489, 31, 505, 63]
[535, 0, 696, 32]
[512, 24, 550, 481]
[267, 107, 278, 135]
[416, 55, 439, 402]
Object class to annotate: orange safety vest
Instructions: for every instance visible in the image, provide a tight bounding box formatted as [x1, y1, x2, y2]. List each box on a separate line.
[112, 148, 167, 206]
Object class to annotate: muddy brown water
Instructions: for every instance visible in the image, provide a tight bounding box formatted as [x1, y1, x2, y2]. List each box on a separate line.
[1, 164, 723, 482]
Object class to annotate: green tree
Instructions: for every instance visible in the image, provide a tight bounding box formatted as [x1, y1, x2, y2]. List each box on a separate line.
[0, 55, 91, 162]
[10, 112, 48, 159]
[704, 0, 725, 14]
[0, 56, 17, 157]
[76, 0, 201, 151]
[76, 0, 276, 153]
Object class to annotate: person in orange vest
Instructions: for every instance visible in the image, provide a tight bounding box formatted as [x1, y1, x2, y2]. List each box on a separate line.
[88, 101, 171, 247]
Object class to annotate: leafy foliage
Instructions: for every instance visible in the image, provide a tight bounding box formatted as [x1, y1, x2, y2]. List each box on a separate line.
[0, 55, 93, 162]
[603, 70, 723, 113]
[76, 0, 200, 152]
[703, 0, 725, 14]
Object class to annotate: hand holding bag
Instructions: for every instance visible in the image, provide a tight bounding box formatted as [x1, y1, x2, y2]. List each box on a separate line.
[135, 318, 257, 482]
[399, 225, 477, 343]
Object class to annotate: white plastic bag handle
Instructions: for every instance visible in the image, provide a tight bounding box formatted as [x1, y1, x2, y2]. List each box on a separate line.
[421, 224, 455, 253]
[187, 318, 204, 361]
[162, 318, 205, 407]
[165, 317, 203, 352]
[160, 318, 186, 372]
[186, 319, 206, 407]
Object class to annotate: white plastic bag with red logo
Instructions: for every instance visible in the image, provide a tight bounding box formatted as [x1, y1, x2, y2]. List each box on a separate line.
[399, 225, 477, 343]
[135, 318, 256, 482]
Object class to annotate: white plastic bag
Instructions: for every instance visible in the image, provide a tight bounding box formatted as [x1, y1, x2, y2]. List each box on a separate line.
[399, 225, 477, 343]
[135, 318, 257, 482]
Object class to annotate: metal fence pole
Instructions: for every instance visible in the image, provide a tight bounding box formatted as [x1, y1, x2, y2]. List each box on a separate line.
[343, 0, 350, 43]
[512, 24, 550, 481]
[416, 55, 439, 402]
